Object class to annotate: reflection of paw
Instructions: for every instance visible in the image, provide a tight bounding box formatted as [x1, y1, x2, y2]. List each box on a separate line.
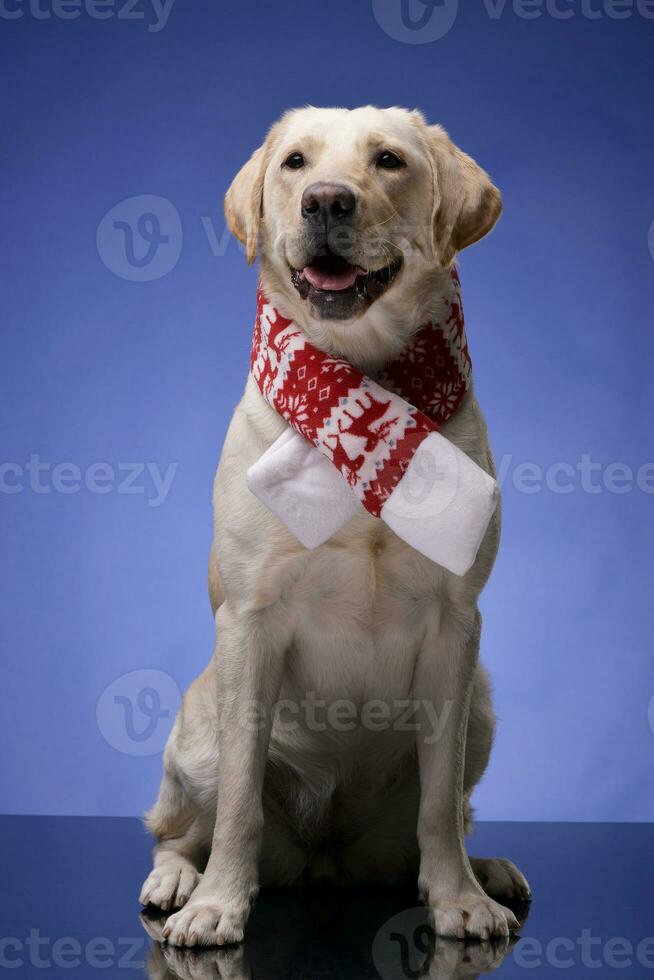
[162, 898, 249, 948]
[161, 944, 250, 980]
[462, 936, 513, 972]
[431, 893, 520, 940]
[140, 864, 202, 911]
[470, 857, 531, 902]
[428, 936, 513, 980]
[140, 908, 168, 943]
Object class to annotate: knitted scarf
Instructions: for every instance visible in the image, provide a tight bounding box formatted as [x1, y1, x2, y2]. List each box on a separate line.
[249, 269, 470, 518]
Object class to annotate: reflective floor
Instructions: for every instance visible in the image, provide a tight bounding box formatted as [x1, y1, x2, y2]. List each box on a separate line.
[2, 816, 652, 978]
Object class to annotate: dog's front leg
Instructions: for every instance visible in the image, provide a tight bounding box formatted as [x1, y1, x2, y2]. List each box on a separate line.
[163, 600, 290, 948]
[415, 608, 520, 941]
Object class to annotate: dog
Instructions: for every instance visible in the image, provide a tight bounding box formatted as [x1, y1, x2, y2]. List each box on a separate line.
[140, 105, 531, 948]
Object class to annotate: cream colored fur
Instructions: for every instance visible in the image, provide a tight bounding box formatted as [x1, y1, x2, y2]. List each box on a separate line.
[140, 106, 530, 948]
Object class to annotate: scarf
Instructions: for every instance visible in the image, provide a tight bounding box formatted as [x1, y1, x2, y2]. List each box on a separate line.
[246, 269, 498, 576]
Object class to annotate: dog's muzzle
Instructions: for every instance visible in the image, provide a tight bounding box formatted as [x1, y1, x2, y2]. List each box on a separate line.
[290, 181, 402, 320]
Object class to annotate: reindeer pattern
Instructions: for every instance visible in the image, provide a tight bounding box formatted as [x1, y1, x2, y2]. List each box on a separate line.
[315, 382, 414, 497]
[337, 393, 399, 453]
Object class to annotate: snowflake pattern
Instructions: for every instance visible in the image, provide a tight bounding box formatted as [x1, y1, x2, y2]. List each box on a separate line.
[276, 391, 310, 430]
[427, 381, 463, 420]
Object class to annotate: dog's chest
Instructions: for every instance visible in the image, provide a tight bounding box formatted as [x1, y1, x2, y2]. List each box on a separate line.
[285, 520, 444, 701]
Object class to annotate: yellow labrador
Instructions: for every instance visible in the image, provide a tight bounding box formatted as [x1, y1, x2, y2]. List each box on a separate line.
[140, 106, 530, 947]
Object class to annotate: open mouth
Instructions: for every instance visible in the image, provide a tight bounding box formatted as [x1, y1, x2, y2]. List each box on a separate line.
[290, 250, 403, 317]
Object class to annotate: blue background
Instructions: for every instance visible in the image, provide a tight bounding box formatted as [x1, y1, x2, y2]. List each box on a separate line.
[1, 0, 653, 821]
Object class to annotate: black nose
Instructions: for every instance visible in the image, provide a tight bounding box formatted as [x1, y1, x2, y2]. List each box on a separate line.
[301, 182, 356, 224]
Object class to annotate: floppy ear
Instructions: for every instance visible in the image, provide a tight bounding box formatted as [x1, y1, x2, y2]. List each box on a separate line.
[224, 144, 267, 265]
[224, 119, 287, 265]
[428, 125, 503, 266]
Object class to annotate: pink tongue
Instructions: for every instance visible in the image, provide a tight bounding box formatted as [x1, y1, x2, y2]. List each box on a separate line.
[303, 264, 359, 291]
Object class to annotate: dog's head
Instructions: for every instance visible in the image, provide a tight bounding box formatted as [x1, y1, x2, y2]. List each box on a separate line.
[226, 106, 501, 352]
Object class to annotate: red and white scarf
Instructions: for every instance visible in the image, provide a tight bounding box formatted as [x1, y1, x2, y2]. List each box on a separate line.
[246, 270, 498, 575]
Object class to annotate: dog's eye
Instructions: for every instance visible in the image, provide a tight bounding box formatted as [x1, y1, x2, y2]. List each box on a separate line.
[376, 150, 405, 170]
[283, 152, 305, 170]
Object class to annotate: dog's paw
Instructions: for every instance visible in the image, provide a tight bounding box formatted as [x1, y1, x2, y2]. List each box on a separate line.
[470, 856, 531, 902]
[162, 897, 249, 947]
[139, 864, 201, 911]
[430, 893, 520, 940]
